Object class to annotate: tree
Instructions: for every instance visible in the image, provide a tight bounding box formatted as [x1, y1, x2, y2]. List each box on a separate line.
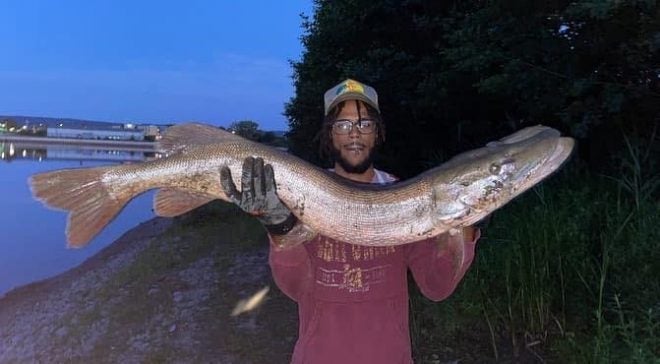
[229, 120, 261, 141]
[437, 1, 660, 166]
[258, 131, 276, 144]
[285, 0, 659, 177]
[283, 2, 660, 360]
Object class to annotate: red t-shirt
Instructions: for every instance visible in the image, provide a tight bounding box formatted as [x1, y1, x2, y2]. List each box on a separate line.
[269, 169, 478, 364]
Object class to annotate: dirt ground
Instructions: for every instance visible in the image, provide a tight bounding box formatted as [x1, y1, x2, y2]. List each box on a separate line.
[0, 213, 299, 363]
[0, 204, 528, 363]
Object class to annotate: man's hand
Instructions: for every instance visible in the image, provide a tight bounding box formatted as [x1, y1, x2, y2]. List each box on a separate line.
[461, 226, 477, 242]
[436, 226, 479, 280]
[220, 157, 297, 235]
[438, 227, 477, 256]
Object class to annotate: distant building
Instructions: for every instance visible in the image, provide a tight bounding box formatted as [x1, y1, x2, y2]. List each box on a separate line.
[139, 125, 161, 141]
[47, 127, 145, 141]
[0, 119, 18, 133]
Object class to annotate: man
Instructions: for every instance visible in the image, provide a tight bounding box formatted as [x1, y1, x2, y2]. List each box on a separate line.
[220, 79, 479, 364]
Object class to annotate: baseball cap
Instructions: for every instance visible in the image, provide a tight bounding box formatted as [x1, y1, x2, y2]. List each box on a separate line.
[323, 79, 379, 115]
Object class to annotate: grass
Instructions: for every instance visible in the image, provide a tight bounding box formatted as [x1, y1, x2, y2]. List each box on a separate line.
[411, 133, 659, 362]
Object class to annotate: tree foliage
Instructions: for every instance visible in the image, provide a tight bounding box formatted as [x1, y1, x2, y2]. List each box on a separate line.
[285, 0, 659, 178]
[228, 120, 288, 147]
[229, 120, 261, 141]
[284, 2, 660, 360]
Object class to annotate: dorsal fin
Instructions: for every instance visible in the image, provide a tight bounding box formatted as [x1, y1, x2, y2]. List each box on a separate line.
[497, 125, 558, 144]
[156, 123, 245, 155]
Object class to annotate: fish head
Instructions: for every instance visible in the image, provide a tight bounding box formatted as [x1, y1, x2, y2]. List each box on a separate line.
[431, 127, 575, 226]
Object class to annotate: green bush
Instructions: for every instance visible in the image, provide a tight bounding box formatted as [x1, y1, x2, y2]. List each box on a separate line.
[410, 153, 659, 362]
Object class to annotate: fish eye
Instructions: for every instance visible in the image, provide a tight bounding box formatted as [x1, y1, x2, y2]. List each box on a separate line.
[489, 163, 501, 175]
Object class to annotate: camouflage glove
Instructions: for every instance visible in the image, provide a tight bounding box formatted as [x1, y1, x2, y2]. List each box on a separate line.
[220, 157, 297, 235]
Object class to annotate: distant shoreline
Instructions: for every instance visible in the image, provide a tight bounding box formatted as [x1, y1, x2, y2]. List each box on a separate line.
[0, 134, 155, 150]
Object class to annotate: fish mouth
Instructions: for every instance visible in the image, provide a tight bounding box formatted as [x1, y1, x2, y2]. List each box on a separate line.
[513, 137, 575, 193]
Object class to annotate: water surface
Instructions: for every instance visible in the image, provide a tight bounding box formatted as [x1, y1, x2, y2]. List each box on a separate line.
[0, 140, 159, 295]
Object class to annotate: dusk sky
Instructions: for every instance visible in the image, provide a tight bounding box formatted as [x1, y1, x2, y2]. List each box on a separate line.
[0, 0, 313, 131]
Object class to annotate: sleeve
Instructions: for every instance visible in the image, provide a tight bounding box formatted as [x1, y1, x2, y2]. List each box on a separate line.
[405, 228, 480, 302]
[268, 233, 314, 302]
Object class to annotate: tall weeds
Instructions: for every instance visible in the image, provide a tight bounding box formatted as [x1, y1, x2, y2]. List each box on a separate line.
[412, 131, 659, 362]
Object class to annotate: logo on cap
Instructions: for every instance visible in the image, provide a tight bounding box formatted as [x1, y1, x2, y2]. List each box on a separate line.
[336, 79, 365, 96]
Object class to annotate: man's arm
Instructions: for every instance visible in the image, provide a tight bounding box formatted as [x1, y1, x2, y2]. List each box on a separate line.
[219, 157, 314, 302]
[267, 225, 314, 302]
[267, 220, 318, 302]
[405, 227, 479, 302]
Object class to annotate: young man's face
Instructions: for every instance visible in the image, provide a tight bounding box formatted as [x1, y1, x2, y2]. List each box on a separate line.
[330, 100, 378, 174]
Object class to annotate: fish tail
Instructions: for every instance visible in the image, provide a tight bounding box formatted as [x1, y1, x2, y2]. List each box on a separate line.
[29, 166, 131, 248]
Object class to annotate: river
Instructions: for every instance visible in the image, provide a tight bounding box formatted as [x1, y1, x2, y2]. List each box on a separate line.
[0, 139, 160, 296]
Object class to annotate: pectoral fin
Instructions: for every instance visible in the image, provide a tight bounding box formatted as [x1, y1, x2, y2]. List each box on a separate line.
[154, 188, 215, 217]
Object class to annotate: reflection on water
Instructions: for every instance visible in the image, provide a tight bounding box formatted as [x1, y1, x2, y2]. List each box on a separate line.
[0, 140, 162, 163]
[0, 144, 160, 296]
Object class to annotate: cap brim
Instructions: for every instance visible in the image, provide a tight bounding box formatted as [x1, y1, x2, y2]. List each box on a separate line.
[325, 93, 380, 115]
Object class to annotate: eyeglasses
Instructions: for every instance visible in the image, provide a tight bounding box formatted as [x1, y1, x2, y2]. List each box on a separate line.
[332, 119, 376, 135]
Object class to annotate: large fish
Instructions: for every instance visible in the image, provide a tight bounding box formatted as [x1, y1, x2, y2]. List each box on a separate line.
[29, 123, 574, 248]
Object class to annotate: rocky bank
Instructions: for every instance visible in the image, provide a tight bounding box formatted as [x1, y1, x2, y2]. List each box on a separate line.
[0, 204, 299, 363]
